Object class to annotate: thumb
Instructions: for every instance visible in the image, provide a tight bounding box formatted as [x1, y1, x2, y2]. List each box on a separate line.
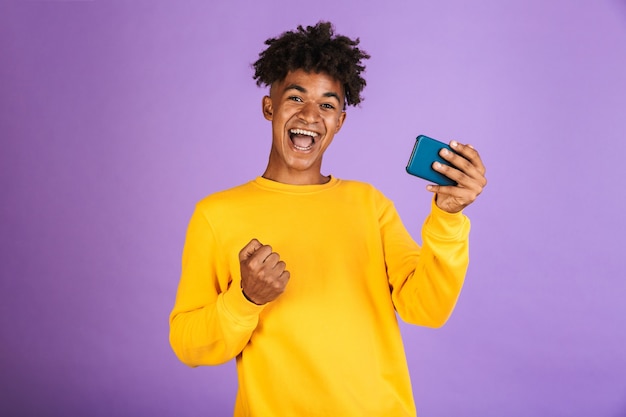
[239, 238, 263, 261]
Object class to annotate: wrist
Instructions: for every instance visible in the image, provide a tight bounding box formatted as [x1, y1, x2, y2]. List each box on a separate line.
[241, 288, 264, 305]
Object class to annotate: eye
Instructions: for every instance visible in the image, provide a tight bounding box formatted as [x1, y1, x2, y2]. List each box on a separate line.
[321, 103, 335, 110]
[288, 96, 303, 102]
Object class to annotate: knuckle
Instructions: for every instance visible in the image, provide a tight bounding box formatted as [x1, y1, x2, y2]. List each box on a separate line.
[271, 280, 284, 291]
[255, 269, 266, 281]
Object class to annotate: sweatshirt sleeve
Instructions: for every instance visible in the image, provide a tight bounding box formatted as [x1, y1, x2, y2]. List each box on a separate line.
[385, 197, 470, 328]
[169, 206, 265, 367]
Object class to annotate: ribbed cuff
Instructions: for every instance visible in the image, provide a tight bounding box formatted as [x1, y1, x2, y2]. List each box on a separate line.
[424, 197, 470, 240]
[220, 285, 266, 326]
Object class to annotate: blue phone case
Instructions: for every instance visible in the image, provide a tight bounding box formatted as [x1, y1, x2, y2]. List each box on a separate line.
[405, 135, 457, 186]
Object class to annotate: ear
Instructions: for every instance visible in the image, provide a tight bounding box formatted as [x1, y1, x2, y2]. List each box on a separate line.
[262, 96, 273, 121]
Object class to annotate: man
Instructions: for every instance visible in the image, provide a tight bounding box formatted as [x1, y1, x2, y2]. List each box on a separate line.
[170, 21, 487, 416]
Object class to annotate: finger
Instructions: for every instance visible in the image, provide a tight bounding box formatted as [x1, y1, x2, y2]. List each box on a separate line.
[252, 245, 273, 264]
[271, 268, 290, 288]
[432, 160, 467, 186]
[440, 147, 476, 178]
[426, 183, 454, 195]
[439, 148, 486, 188]
[428, 163, 483, 196]
[238, 238, 264, 261]
[274, 260, 287, 275]
[266, 268, 290, 297]
[279, 269, 290, 283]
[426, 183, 479, 212]
[449, 141, 487, 177]
[260, 260, 288, 283]
[263, 251, 281, 266]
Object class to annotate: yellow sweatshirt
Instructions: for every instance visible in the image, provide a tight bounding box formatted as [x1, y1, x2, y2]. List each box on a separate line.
[169, 176, 470, 417]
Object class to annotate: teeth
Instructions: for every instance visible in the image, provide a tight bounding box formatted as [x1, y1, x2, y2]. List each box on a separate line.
[290, 128, 319, 137]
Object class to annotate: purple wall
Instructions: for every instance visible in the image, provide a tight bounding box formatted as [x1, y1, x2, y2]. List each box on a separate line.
[1, 1, 625, 416]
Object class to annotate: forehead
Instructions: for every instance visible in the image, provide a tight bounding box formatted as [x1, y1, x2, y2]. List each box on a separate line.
[274, 69, 344, 98]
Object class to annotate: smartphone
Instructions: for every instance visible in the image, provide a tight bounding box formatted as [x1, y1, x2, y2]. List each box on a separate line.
[406, 135, 457, 186]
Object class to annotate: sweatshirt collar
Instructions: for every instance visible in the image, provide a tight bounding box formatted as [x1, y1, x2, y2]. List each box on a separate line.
[253, 175, 340, 194]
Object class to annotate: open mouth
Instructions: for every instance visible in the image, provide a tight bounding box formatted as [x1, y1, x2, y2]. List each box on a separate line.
[289, 128, 319, 151]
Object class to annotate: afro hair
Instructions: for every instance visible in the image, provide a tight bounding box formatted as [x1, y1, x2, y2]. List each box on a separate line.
[252, 21, 370, 107]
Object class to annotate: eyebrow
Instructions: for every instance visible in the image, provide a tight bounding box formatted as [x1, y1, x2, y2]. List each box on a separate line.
[283, 84, 342, 104]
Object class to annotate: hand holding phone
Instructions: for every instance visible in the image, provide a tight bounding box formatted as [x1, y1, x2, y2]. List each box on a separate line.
[406, 135, 457, 186]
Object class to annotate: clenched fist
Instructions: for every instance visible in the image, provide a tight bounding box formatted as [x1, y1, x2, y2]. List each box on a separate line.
[239, 239, 290, 305]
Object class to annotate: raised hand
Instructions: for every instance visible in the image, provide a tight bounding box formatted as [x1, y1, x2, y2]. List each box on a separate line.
[239, 239, 290, 305]
[427, 141, 487, 213]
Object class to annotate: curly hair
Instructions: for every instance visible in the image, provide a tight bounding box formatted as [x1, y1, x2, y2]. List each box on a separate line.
[252, 21, 370, 107]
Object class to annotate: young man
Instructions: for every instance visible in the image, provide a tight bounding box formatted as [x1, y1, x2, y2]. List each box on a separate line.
[170, 22, 487, 416]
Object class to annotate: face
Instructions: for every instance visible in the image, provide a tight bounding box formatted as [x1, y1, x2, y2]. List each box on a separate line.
[262, 69, 346, 185]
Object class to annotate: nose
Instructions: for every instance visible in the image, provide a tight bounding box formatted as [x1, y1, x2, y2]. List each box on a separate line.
[297, 102, 320, 123]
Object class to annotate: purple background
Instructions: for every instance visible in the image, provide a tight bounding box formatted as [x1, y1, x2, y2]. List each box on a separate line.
[1, 1, 626, 416]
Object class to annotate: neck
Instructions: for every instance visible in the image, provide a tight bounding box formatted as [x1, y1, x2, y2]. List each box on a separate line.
[261, 169, 330, 185]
